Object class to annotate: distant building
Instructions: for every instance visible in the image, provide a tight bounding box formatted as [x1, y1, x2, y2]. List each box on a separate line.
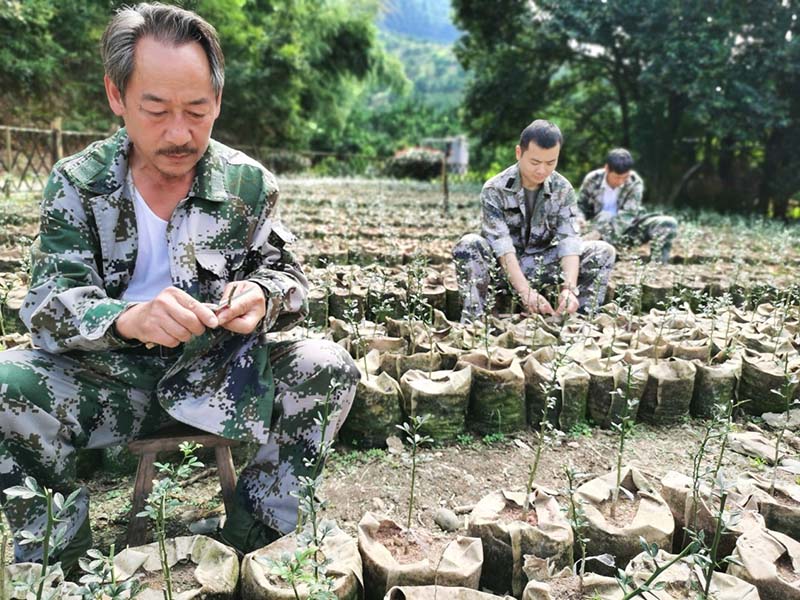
[447, 135, 469, 174]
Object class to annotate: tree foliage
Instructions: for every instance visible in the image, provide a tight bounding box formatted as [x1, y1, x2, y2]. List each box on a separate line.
[453, 0, 800, 216]
[0, 0, 391, 149]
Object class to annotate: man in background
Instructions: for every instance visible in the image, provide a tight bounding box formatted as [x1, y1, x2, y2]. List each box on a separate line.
[578, 148, 678, 263]
[453, 119, 616, 321]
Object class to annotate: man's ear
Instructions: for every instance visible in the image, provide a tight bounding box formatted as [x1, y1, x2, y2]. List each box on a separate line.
[213, 91, 223, 119]
[515, 144, 522, 161]
[104, 75, 125, 116]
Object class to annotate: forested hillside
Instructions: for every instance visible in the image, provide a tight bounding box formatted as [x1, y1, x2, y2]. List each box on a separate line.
[380, 0, 460, 43]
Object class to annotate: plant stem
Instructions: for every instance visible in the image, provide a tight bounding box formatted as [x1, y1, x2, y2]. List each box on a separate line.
[1, 507, 7, 600]
[620, 543, 695, 600]
[612, 365, 634, 519]
[407, 444, 417, 530]
[702, 491, 728, 599]
[159, 494, 173, 600]
[35, 489, 54, 600]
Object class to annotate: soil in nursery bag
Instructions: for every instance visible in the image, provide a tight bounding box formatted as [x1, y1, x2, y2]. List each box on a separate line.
[661, 470, 765, 556]
[138, 563, 198, 596]
[739, 351, 800, 415]
[467, 489, 573, 597]
[575, 466, 674, 576]
[623, 548, 760, 599]
[359, 512, 483, 600]
[522, 355, 590, 432]
[728, 527, 800, 600]
[690, 356, 739, 418]
[737, 473, 800, 541]
[521, 572, 620, 600]
[397, 352, 444, 380]
[241, 523, 362, 600]
[400, 367, 472, 441]
[638, 358, 696, 425]
[385, 585, 514, 600]
[340, 370, 402, 447]
[457, 352, 526, 435]
[112, 535, 239, 600]
[583, 356, 649, 428]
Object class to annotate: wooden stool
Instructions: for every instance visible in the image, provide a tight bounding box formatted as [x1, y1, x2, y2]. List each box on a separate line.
[126, 424, 240, 547]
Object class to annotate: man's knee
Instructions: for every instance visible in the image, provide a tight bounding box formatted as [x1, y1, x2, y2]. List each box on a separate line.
[0, 351, 48, 411]
[453, 233, 491, 263]
[286, 340, 359, 390]
[581, 240, 616, 268]
[662, 217, 679, 237]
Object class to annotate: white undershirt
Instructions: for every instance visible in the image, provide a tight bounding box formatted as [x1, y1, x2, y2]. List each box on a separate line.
[601, 174, 620, 216]
[121, 177, 173, 302]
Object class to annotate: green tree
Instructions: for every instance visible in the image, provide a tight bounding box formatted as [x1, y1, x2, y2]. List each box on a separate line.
[452, 0, 800, 216]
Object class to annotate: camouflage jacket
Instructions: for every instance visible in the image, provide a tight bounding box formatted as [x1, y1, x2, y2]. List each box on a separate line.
[577, 168, 645, 239]
[20, 129, 309, 442]
[480, 163, 581, 259]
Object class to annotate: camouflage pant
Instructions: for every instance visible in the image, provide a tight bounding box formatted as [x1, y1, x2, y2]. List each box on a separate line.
[0, 338, 357, 562]
[596, 213, 678, 263]
[452, 233, 616, 321]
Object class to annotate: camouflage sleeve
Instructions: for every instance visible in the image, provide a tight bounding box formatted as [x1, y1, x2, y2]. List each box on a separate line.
[20, 168, 137, 353]
[245, 186, 309, 332]
[577, 172, 595, 220]
[480, 185, 516, 257]
[554, 185, 582, 258]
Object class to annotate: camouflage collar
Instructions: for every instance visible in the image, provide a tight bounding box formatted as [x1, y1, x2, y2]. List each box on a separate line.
[509, 163, 555, 197]
[63, 128, 228, 202]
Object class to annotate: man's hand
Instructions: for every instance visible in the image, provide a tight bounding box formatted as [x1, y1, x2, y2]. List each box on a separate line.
[555, 288, 580, 316]
[215, 280, 267, 334]
[115, 286, 219, 347]
[519, 287, 555, 316]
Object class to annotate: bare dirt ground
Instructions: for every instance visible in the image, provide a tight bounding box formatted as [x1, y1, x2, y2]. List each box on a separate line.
[78, 417, 791, 554]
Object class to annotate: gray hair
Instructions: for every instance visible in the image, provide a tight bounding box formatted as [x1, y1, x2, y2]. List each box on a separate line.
[101, 2, 224, 99]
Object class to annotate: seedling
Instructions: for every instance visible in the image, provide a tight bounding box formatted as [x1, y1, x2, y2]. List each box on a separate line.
[266, 546, 335, 600]
[292, 383, 341, 580]
[769, 356, 799, 497]
[614, 537, 698, 600]
[564, 465, 616, 592]
[523, 342, 570, 519]
[396, 415, 433, 529]
[262, 386, 341, 597]
[653, 295, 680, 364]
[138, 442, 204, 600]
[4, 478, 82, 600]
[609, 364, 639, 519]
[78, 545, 144, 600]
[343, 298, 369, 378]
[683, 402, 729, 546]
[686, 472, 743, 598]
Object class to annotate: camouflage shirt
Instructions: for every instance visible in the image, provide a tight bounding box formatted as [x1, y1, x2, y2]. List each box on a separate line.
[577, 168, 645, 224]
[20, 129, 309, 442]
[480, 163, 582, 259]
